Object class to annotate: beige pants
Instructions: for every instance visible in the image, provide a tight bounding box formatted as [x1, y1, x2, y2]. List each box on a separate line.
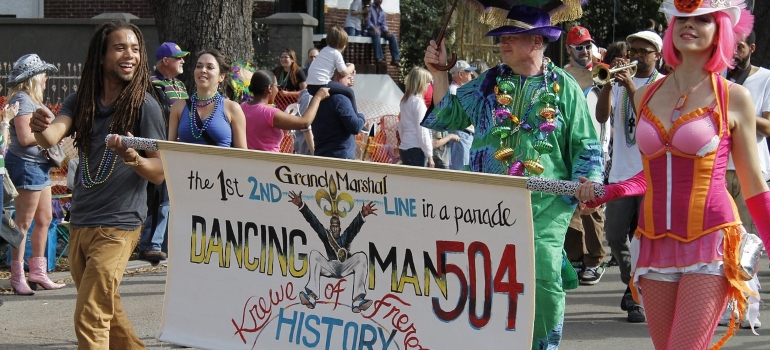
[565, 206, 606, 268]
[69, 226, 145, 350]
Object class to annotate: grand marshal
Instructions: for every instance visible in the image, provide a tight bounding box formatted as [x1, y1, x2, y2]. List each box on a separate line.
[274, 165, 388, 194]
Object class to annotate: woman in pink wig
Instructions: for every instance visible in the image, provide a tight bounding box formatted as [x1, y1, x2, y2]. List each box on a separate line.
[576, 0, 768, 348]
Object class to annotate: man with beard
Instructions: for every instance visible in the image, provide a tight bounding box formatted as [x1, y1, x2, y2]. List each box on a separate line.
[564, 26, 596, 69]
[562, 24, 607, 291]
[138, 42, 190, 264]
[30, 20, 165, 348]
[595, 30, 665, 323]
[724, 31, 770, 235]
[151, 42, 189, 105]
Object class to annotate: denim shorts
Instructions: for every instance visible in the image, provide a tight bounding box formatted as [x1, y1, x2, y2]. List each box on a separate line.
[5, 152, 51, 190]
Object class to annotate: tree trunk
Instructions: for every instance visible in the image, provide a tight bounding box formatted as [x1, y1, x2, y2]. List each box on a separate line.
[753, 1, 769, 68]
[148, 0, 253, 90]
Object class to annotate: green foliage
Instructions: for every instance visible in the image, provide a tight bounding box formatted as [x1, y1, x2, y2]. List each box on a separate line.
[251, 22, 279, 70]
[399, 0, 455, 80]
[580, 0, 666, 47]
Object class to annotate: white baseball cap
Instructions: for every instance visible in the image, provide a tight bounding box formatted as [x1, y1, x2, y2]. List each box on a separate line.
[450, 60, 477, 74]
[627, 31, 663, 52]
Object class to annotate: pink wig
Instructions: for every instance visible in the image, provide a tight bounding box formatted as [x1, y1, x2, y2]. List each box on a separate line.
[662, 9, 754, 73]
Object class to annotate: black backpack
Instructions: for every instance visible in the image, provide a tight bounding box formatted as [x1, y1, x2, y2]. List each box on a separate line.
[141, 87, 169, 248]
[151, 84, 172, 125]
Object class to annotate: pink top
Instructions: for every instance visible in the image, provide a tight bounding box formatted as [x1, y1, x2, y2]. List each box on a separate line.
[241, 102, 283, 152]
[635, 74, 740, 243]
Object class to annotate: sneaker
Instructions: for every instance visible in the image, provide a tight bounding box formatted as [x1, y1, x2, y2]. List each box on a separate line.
[718, 301, 762, 329]
[627, 304, 647, 323]
[579, 266, 605, 285]
[620, 287, 633, 311]
[608, 256, 619, 266]
[741, 320, 762, 329]
[741, 318, 762, 329]
[352, 298, 373, 313]
[139, 250, 167, 263]
[299, 288, 317, 309]
[571, 261, 584, 276]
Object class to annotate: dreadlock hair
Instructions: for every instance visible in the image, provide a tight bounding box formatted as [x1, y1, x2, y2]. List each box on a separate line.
[73, 20, 152, 153]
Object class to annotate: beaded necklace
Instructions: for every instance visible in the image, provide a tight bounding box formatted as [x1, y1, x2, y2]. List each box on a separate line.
[278, 70, 289, 88]
[189, 92, 222, 139]
[80, 121, 118, 188]
[194, 93, 218, 107]
[491, 58, 561, 177]
[622, 70, 660, 146]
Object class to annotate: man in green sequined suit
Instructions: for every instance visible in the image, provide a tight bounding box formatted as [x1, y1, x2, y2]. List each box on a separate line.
[422, 6, 603, 350]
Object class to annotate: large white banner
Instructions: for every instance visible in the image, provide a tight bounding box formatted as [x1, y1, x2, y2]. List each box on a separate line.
[156, 142, 535, 349]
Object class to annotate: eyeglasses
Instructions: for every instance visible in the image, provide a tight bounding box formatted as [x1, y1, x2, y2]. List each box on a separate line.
[569, 43, 592, 52]
[280, 55, 291, 59]
[629, 48, 657, 57]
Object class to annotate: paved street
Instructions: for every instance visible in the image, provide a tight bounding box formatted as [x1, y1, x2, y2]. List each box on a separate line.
[0, 260, 768, 349]
[561, 266, 770, 350]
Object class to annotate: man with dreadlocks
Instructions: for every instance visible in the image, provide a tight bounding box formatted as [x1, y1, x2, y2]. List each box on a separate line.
[30, 20, 165, 349]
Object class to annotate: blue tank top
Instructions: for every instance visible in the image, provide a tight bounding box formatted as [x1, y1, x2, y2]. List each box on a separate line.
[177, 97, 232, 146]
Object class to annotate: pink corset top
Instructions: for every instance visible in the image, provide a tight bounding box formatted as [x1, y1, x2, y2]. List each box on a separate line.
[636, 105, 720, 157]
[633, 74, 740, 242]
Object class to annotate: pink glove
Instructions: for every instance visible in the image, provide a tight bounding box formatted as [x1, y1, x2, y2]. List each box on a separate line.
[746, 191, 770, 250]
[586, 171, 647, 208]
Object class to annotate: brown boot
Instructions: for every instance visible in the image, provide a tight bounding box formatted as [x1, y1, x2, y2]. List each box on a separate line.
[10, 260, 35, 295]
[27, 257, 65, 290]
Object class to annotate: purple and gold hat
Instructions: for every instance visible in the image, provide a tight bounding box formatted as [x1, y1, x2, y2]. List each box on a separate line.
[485, 5, 562, 42]
[155, 42, 190, 61]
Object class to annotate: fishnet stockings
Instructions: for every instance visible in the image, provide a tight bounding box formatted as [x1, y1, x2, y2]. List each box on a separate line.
[639, 277, 678, 349]
[639, 274, 729, 350]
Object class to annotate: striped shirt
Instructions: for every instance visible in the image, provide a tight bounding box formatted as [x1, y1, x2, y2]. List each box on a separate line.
[151, 71, 188, 103]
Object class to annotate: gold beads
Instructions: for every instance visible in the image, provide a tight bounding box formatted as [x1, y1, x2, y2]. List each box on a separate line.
[494, 147, 514, 161]
[539, 106, 555, 120]
[496, 94, 513, 105]
[524, 159, 544, 175]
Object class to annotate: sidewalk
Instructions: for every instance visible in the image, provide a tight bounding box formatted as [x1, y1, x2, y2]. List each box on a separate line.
[0, 260, 767, 349]
[0, 259, 196, 350]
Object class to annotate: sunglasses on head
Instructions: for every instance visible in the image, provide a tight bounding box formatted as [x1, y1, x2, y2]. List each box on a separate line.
[628, 48, 657, 57]
[569, 43, 592, 52]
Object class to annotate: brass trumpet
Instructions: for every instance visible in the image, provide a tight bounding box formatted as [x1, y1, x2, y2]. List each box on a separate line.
[592, 61, 638, 85]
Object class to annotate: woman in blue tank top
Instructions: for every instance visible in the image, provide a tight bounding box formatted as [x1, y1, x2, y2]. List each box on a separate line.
[168, 49, 247, 148]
